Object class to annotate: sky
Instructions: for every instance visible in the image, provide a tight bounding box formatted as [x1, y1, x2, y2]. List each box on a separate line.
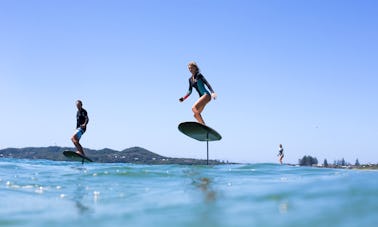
[0, 0, 377, 164]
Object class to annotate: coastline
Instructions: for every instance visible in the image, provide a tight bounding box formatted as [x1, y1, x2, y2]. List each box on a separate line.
[0, 146, 230, 165]
[1, 146, 376, 169]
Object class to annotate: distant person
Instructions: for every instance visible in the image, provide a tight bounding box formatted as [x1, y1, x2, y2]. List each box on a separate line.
[71, 100, 89, 156]
[179, 61, 217, 125]
[278, 144, 284, 164]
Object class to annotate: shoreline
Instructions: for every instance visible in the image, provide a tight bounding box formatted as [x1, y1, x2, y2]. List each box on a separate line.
[1, 146, 376, 168]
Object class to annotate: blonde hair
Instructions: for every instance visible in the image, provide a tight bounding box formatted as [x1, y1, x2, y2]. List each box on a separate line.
[188, 61, 200, 72]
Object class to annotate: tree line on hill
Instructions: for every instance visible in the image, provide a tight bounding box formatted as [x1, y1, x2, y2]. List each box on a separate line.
[299, 155, 361, 167]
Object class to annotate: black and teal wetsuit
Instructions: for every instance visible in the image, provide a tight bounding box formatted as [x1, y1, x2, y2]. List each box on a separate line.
[186, 72, 214, 97]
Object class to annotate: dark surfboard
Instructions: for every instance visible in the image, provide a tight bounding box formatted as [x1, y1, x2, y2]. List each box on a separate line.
[63, 150, 93, 163]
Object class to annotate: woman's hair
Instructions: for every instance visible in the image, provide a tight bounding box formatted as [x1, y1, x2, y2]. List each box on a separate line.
[188, 61, 200, 72]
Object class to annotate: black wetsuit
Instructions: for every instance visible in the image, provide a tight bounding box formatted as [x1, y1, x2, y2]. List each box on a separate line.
[279, 148, 284, 157]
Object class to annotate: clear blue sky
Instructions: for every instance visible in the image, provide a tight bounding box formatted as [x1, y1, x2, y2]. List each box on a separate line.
[1, 0, 377, 164]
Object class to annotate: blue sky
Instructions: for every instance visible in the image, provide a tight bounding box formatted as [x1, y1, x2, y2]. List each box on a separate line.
[1, 0, 377, 164]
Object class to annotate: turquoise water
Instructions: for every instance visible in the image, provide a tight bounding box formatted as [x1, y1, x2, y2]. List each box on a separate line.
[0, 158, 377, 227]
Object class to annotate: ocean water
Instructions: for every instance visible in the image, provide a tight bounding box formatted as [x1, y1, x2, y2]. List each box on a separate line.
[0, 158, 377, 227]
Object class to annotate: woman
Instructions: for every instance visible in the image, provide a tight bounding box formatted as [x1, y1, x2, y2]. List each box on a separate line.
[278, 144, 284, 164]
[179, 62, 217, 125]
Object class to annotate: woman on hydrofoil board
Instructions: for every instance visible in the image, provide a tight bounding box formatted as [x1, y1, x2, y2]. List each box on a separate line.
[179, 61, 217, 125]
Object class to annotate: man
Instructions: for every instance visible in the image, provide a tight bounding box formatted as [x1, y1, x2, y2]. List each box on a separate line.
[71, 100, 89, 156]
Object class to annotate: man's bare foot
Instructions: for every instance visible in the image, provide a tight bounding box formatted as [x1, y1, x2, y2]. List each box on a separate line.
[75, 151, 85, 156]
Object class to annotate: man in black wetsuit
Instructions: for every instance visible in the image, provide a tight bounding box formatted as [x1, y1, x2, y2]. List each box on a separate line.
[71, 100, 89, 156]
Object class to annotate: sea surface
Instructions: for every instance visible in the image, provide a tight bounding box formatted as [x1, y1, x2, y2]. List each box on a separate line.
[0, 158, 377, 227]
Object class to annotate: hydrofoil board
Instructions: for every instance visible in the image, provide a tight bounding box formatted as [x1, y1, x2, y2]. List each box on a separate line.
[63, 150, 93, 163]
[178, 121, 222, 141]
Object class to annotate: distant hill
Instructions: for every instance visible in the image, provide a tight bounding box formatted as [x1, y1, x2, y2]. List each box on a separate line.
[0, 146, 227, 165]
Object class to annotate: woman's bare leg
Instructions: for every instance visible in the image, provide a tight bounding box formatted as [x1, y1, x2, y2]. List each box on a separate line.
[192, 94, 211, 124]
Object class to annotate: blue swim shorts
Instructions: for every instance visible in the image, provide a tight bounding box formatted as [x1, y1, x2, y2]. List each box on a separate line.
[74, 127, 85, 140]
